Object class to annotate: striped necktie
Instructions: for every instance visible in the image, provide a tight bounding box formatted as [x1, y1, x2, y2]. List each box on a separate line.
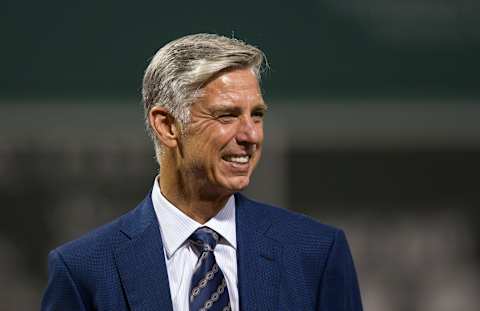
[189, 227, 231, 311]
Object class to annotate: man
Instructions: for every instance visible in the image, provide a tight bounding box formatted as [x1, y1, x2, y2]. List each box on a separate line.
[42, 33, 363, 311]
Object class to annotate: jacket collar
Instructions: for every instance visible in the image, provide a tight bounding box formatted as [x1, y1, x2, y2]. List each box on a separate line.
[113, 193, 174, 311]
[113, 192, 281, 311]
[235, 193, 282, 311]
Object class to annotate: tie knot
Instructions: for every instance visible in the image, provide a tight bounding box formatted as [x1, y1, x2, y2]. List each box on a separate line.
[189, 227, 220, 252]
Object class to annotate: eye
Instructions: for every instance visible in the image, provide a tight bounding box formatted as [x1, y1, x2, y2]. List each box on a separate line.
[252, 110, 265, 122]
[217, 114, 236, 123]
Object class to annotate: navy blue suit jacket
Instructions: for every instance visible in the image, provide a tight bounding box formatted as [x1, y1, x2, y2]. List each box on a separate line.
[42, 193, 363, 310]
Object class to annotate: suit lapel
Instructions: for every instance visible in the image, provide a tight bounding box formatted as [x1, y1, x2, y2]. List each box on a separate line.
[235, 194, 282, 311]
[112, 192, 282, 311]
[113, 195, 173, 311]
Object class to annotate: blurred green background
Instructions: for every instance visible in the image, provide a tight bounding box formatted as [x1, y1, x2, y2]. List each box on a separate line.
[3, 0, 479, 99]
[1, 1, 479, 310]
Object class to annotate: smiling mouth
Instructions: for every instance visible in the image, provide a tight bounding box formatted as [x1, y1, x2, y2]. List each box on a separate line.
[222, 155, 251, 164]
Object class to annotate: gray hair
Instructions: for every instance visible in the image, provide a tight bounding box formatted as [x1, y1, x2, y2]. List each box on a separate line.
[142, 33, 266, 163]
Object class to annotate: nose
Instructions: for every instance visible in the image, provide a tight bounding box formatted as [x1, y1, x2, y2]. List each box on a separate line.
[236, 116, 262, 145]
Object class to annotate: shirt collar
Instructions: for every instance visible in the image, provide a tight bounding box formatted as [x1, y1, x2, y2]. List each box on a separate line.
[151, 177, 237, 259]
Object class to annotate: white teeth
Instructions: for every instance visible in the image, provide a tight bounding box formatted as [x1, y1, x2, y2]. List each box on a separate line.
[225, 156, 249, 164]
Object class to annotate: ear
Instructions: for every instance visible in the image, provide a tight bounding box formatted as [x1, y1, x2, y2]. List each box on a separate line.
[148, 106, 180, 149]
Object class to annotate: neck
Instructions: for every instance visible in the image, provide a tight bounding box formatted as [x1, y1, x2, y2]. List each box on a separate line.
[158, 167, 230, 224]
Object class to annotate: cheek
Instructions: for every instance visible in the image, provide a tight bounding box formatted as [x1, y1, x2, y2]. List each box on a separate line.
[192, 130, 232, 166]
[213, 126, 238, 149]
[257, 124, 264, 141]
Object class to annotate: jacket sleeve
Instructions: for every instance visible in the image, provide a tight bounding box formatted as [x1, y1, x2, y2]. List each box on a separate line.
[318, 229, 363, 311]
[41, 249, 88, 311]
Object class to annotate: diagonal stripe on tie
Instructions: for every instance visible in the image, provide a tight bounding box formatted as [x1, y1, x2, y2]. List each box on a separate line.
[189, 227, 231, 311]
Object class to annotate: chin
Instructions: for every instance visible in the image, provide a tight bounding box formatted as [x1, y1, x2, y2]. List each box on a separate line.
[222, 176, 251, 193]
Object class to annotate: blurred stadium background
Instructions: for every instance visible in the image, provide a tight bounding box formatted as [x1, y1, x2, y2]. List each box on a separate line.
[1, 1, 479, 310]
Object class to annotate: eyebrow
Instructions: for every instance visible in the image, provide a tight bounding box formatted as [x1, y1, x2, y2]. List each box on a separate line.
[256, 101, 268, 111]
[213, 102, 268, 113]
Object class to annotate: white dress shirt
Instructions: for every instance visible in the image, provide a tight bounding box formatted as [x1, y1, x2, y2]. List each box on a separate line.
[151, 178, 239, 311]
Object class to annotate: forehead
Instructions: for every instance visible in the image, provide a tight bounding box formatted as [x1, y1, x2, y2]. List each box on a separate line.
[199, 68, 264, 106]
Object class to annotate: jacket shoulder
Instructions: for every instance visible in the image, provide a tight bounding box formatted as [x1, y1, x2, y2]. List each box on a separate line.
[237, 194, 340, 247]
[54, 215, 123, 260]
[52, 194, 152, 266]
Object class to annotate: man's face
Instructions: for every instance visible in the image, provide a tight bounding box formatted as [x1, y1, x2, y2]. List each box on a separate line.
[177, 68, 266, 197]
